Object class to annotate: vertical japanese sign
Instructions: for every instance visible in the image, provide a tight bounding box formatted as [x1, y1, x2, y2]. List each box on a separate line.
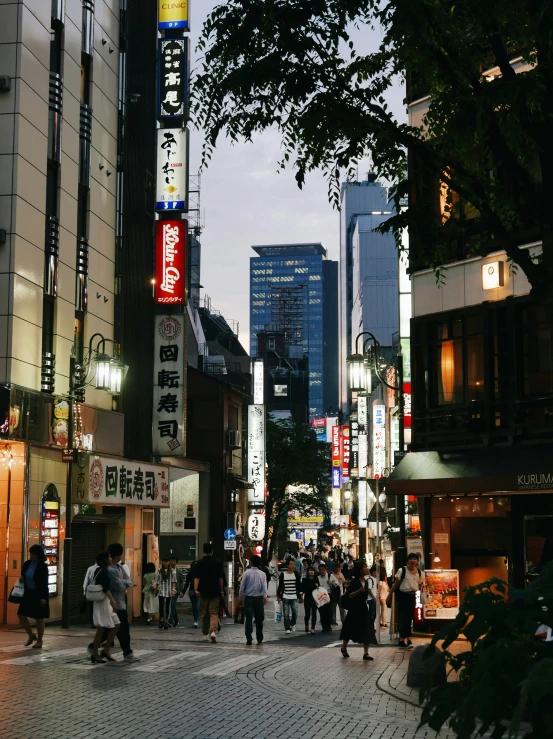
[158, 0, 189, 30]
[253, 360, 264, 404]
[155, 220, 186, 305]
[156, 128, 188, 211]
[358, 479, 367, 528]
[402, 338, 412, 429]
[373, 403, 386, 478]
[350, 415, 359, 478]
[331, 425, 341, 489]
[247, 405, 265, 508]
[158, 38, 189, 118]
[247, 511, 266, 541]
[358, 394, 368, 427]
[358, 432, 368, 476]
[153, 315, 185, 456]
[341, 426, 350, 481]
[325, 416, 338, 444]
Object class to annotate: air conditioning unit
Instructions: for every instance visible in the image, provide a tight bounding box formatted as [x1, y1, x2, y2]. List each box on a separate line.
[228, 429, 241, 449]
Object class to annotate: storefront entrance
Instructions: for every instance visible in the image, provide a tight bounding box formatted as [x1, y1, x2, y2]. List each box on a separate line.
[70, 522, 106, 623]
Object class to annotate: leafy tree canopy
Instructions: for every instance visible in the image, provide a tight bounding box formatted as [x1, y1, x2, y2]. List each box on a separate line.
[261, 416, 330, 560]
[192, 0, 553, 302]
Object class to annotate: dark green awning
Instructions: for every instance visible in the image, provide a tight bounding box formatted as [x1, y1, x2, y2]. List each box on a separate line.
[385, 444, 553, 496]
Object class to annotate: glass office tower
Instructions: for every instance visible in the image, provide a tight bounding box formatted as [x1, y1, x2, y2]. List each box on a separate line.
[250, 243, 338, 419]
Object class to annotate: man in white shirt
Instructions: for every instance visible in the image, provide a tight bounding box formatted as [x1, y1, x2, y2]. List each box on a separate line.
[367, 565, 379, 626]
[317, 563, 339, 633]
[390, 553, 424, 649]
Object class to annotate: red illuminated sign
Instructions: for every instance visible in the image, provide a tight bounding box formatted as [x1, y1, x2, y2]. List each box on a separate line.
[404, 382, 412, 428]
[155, 220, 187, 304]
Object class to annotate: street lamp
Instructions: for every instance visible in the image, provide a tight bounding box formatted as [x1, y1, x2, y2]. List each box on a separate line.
[347, 353, 366, 393]
[62, 332, 128, 629]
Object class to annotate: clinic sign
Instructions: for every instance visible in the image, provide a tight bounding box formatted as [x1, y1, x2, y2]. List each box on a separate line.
[87, 455, 170, 508]
[159, 0, 189, 29]
[155, 220, 186, 304]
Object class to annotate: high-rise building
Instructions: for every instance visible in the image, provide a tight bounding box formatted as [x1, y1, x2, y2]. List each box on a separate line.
[339, 176, 398, 411]
[250, 243, 338, 419]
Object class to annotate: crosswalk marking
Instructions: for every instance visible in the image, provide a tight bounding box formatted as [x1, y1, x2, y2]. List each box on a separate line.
[1, 647, 85, 665]
[132, 650, 211, 673]
[193, 654, 267, 676]
[67, 649, 155, 670]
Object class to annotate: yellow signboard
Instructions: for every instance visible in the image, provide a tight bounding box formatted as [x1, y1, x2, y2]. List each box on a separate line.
[289, 516, 324, 525]
[159, 0, 189, 30]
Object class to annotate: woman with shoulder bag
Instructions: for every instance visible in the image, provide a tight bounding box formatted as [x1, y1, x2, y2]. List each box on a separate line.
[340, 561, 377, 660]
[18, 544, 50, 649]
[142, 562, 158, 624]
[300, 567, 319, 634]
[88, 551, 120, 664]
[388, 553, 424, 649]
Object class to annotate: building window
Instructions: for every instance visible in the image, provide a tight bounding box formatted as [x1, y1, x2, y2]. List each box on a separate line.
[267, 336, 276, 351]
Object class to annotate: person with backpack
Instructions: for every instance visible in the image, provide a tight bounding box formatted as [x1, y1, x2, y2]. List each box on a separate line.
[277, 558, 302, 633]
[389, 553, 424, 648]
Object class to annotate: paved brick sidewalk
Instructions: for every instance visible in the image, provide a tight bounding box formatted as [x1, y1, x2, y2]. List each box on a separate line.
[0, 603, 459, 739]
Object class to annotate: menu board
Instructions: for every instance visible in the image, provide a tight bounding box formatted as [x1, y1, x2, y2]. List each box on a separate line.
[41, 500, 60, 596]
[423, 569, 459, 620]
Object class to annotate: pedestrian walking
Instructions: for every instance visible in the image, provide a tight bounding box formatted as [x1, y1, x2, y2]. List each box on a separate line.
[156, 555, 176, 630]
[169, 556, 185, 627]
[89, 551, 120, 664]
[333, 562, 347, 624]
[107, 543, 135, 658]
[193, 542, 225, 643]
[340, 561, 377, 660]
[239, 554, 267, 645]
[83, 559, 100, 628]
[316, 563, 339, 632]
[389, 553, 424, 648]
[277, 558, 302, 633]
[301, 566, 319, 633]
[367, 564, 379, 626]
[17, 545, 49, 649]
[378, 571, 390, 628]
[142, 562, 158, 624]
[182, 561, 200, 627]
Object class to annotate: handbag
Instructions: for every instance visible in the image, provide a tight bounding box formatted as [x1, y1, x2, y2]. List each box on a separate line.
[312, 586, 331, 609]
[8, 578, 24, 604]
[340, 592, 349, 610]
[274, 601, 282, 622]
[85, 570, 105, 602]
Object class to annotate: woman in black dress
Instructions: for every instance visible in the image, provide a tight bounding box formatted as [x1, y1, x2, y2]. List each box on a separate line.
[300, 567, 320, 634]
[340, 561, 377, 660]
[18, 544, 50, 649]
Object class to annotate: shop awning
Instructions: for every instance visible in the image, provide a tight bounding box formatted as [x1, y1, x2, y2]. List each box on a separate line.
[385, 444, 553, 496]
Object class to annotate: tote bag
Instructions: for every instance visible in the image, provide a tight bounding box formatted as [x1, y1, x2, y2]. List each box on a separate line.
[8, 579, 24, 604]
[312, 587, 330, 609]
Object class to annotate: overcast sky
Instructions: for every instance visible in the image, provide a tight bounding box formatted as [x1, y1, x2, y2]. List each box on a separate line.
[188, 2, 405, 350]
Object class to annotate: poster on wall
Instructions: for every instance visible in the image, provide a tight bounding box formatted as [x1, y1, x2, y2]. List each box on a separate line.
[158, 38, 189, 118]
[158, 0, 190, 30]
[156, 128, 189, 211]
[423, 570, 460, 620]
[406, 536, 425, 568]
[153, 315, 185, 456]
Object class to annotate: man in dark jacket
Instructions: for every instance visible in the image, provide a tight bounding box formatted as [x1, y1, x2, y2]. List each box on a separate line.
[276, 559, 302, 633]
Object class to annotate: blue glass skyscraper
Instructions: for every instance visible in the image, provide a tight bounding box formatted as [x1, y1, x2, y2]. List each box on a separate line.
[250, 243, 338, 419]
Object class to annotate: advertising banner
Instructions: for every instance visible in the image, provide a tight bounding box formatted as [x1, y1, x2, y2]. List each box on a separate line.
[156, 128, 188, 211]
[341, 425, 350, 480]
[158, 38, 189, 118]
[373, 403, 386, 478]
[325, 416, 338, 443]
[310, 417, 326, 443]
[248, 405, 265, 507]
[423, 570, 460, 620]
[253, 360, 264, 404]
[350, 416, 359, 477]
[154, 220, 186, 305]
[331, 425, 341, 467]
[152, 315, 185, 456]
[158, 0, 190, 30]
[87, 455, 170, 508]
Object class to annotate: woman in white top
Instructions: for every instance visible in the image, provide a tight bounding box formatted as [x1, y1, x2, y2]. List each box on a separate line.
[90, 551, 120, 664]
[378, 573, 390, 628]
[390, 553, 424, 648]
[156, 555, 177, 630]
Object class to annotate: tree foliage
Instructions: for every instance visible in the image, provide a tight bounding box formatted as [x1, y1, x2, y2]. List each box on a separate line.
[192, 0, 553, 304]
[261, 416, 330, 561]
[419, 564, 553, 739]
